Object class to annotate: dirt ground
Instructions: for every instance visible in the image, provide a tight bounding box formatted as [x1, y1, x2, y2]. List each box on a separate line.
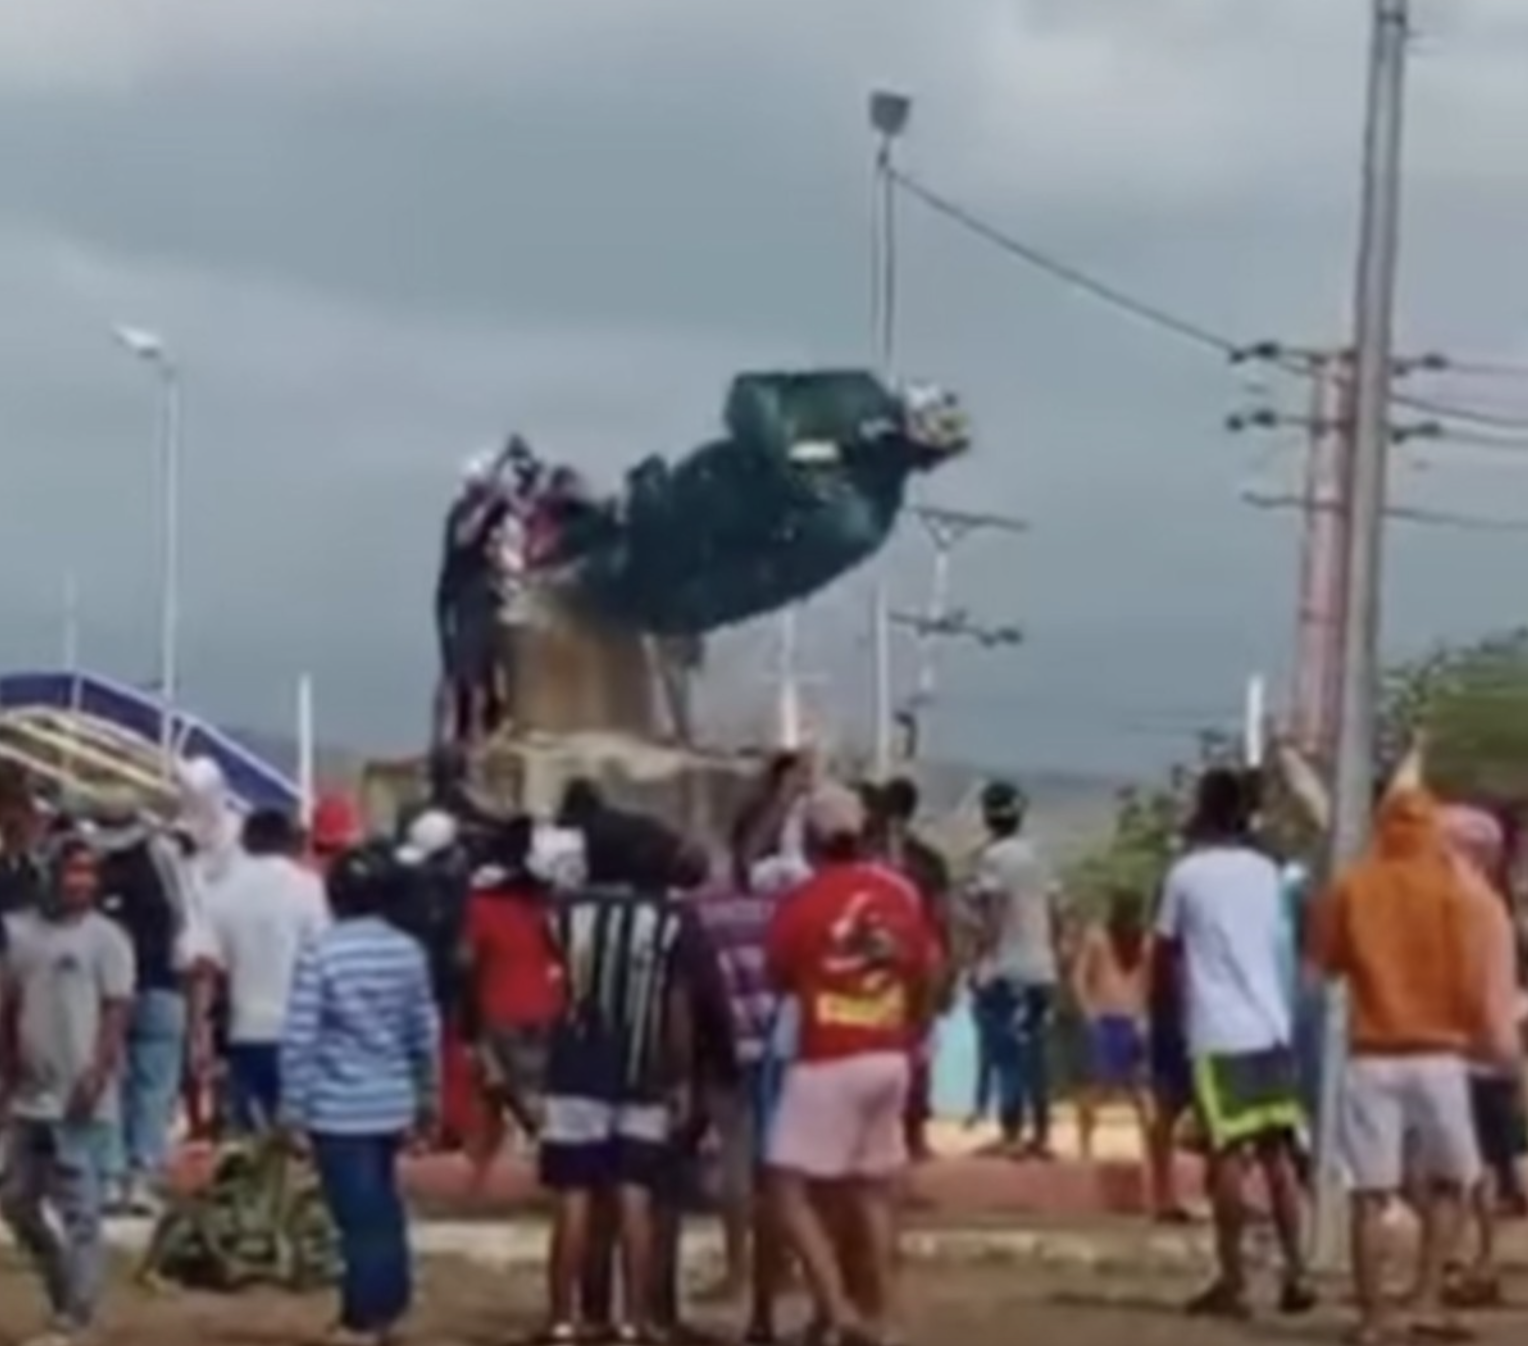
[12, 1254, 1528, 1346]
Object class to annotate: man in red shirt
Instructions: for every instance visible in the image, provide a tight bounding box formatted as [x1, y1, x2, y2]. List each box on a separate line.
[765, 781, 939, 1346]
[459, 816, 565, 1190]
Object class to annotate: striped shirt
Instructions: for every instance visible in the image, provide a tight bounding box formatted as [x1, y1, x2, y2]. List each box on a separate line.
[552, 887, 691, 1097]
[695, 855, 809, 1063]
[279, 916, 441, 1136]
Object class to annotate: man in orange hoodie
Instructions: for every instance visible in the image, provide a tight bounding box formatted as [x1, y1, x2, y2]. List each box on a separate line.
[1308, 763, 1490, 1344]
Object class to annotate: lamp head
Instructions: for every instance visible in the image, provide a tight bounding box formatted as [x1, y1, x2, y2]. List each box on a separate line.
[869, 90, 912, 139]
[111, 324, 170, 366]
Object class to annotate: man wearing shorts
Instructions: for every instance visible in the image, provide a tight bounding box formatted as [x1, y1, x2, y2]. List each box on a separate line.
[1155, 769, 1314, 1319]
[765, 782, 940, 1346]
[536, 818, 703, 1343]
[1310, 771, 1494, 1343]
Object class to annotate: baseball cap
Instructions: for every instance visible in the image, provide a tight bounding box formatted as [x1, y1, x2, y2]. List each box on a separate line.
[804, 781, 866, 841]
[980, 779, 1026, 819]
[397, 808, 458, 866]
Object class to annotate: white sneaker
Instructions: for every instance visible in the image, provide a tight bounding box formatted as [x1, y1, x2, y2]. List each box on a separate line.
[124, 1176, 163, 1218]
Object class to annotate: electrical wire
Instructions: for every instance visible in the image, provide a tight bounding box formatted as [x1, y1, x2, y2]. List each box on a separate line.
[888, 165, 1528, 433]
[1394, 391, 1528, 433]
[889, 168, 1241, 357]
[1242, 490, 1528, 534]
[1421, 357, 1528, 381]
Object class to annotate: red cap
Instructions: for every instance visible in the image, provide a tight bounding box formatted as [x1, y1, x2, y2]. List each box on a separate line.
[310, 793, 362, 852]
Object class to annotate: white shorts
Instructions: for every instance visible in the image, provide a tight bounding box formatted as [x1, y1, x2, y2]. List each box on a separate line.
[1340, 1054, 1480, 1193]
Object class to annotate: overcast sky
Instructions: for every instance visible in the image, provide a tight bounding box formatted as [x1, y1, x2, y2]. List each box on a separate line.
[3, 0, 1528, 775]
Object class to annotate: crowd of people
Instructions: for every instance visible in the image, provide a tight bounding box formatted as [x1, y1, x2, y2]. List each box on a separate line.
[0, 737, 1521, 1346]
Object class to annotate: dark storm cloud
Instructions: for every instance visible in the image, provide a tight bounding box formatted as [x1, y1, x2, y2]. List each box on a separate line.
[0, 0, 1526, 769]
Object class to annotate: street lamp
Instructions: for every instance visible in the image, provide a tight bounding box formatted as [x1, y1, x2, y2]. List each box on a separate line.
[112, 322, 182, 773]
[868, 89, 912, 378]
[866, 91, 913, 773]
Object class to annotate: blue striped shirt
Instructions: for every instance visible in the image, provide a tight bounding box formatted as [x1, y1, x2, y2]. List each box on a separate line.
[279, 916, 441, 1136]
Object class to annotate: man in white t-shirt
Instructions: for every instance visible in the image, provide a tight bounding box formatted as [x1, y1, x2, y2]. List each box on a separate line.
[202, 808, 329, 1132]
[1153, 767, 1313, 1319]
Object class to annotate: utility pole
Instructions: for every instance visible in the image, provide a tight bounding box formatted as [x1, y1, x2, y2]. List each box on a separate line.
[1293, 358, 1346, 759]
[1312, 0, 1412, 1270]
[1230, 349, 1349, 761]
[900, 504, 1026, 757]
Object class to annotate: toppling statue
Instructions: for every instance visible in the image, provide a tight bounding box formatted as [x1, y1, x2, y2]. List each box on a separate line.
[431, 370, 971, 747]
[541, 370, 971, 633]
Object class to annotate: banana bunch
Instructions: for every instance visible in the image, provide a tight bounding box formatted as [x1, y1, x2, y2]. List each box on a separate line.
[137, 1136, 340, 1293]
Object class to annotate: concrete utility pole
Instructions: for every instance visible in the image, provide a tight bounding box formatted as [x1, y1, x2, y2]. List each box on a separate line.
[1292, 358, 1348, 759]
[1312, 0, 1412, 1270]
[1230, 351, 1351, 761]
[1229, 349, 1367, 763]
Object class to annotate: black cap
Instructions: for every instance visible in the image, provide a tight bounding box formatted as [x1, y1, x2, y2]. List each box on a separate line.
[325, 839, 405, 913]
[980, 779, 1026, 818]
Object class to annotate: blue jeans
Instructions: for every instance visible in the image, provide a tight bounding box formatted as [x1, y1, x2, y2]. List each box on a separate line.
[970, 981, 1006, 1120]
[311, 1132, 411, 1333]
[105, 988, 186, 1184]
[982, 978, 1055, 1146]
[225, 1042, 282, 1134]
[1, 1118, 110, 1327]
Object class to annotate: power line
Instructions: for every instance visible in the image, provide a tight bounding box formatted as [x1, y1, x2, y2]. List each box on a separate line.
[888, 165, 1528, 433]
[890, 167, 1240, 357]
[1242, 489, 1528, 534]
[1393, 389, 1528, 432]
[1417, 356, 1528, 381]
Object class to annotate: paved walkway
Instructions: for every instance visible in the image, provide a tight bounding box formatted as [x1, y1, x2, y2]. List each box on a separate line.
[167, 1107, 1176, 1220]
[89, 1210, 1216, 1272]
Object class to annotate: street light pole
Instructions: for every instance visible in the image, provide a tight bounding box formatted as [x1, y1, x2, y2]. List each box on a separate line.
[869, 90, 911, 381]
[113, 325, 183, 774]
[867, 90, 912, 774]
[1311, 0, 1412, 1269]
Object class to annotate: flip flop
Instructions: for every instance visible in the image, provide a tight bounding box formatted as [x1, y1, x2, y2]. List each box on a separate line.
[1184, 1281, 1251, 1320]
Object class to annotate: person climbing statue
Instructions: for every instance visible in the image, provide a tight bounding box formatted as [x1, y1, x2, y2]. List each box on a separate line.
[434, 441, 518, 748]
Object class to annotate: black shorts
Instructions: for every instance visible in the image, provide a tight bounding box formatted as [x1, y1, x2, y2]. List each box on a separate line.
[1191, 1046, 1304, 1153]
[537, 1023, 671, 1193]
[537, 1097, 671, 1193]
[1148, 1016, 1193, 1115]
[1469, 1074, 1521, 1172]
